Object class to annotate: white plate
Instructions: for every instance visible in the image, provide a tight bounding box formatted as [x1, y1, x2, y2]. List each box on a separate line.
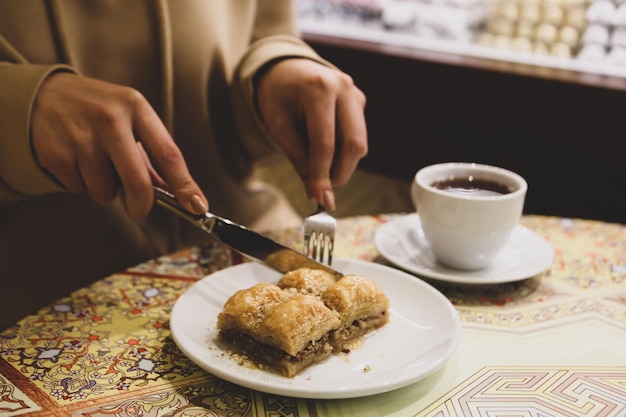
[170, 258, 461, 399]
[375, 214, 554, 284]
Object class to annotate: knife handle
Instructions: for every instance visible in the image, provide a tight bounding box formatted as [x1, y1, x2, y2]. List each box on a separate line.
[153, 186, 213, 231]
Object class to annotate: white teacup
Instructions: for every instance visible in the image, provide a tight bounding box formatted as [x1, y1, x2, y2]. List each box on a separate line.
[411, 162, 527, 270]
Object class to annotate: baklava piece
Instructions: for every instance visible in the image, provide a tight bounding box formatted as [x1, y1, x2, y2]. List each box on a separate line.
[216, 268, 390, 377]
[322, 274, 390, 350]
[277, 267, 337, 296]
[216, 282, 288, 335]
[217, 286, 340, 377]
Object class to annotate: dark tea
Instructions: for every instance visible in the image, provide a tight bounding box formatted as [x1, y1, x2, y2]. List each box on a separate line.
[431, 177, 513, 197]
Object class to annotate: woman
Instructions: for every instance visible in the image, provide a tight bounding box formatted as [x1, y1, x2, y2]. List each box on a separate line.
[0, 0, 367, 328]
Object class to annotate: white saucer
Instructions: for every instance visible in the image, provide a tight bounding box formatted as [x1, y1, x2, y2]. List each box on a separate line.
[374, 213, 554, 284]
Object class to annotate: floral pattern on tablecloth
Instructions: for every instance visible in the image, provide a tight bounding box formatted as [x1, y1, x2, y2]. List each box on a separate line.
[126, 239, 239, 278]
[0, 268, 311, 416]
[1, 275, 200, 404]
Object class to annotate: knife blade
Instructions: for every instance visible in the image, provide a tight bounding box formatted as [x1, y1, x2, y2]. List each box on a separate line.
[152, 186, 343, 279]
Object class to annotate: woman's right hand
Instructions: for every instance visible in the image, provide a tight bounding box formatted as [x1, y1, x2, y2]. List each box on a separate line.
[31, 72, 208, 219]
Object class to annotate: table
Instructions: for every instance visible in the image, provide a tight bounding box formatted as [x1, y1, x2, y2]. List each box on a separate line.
[1, 214, 625, 416]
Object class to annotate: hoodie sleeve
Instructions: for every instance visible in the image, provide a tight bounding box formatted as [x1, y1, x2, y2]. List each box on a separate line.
[0, 63, 76, 205]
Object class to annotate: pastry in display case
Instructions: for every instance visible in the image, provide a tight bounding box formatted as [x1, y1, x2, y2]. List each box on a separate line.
[577, 0, 626, 65]
[298, 0, 490, 40]
[476, 0, 590, 59]
[297, 0, 626, 74]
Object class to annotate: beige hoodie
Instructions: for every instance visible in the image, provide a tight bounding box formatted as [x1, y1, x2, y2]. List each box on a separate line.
[0, 0, 329, 327]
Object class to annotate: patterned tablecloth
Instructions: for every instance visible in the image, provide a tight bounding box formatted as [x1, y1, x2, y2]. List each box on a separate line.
[1, 214, 625, 417]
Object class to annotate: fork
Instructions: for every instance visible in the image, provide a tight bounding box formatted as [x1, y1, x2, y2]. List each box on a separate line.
[303, 204, 336, 265]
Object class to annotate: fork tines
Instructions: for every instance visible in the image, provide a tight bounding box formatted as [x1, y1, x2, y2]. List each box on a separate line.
[303, 205, 336, 265]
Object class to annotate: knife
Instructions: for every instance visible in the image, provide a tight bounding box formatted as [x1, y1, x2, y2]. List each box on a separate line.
[152, 186, 343, 279]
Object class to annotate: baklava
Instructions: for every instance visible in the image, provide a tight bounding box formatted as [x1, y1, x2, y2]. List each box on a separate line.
[217, 267, 390, 377]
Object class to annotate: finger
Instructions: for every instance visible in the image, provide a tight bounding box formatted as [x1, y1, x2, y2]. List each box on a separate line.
[31, 129, 87, 194]
[39, 151, 87, 194]
[263, 113, 310, 180]
[70, 132, 121, 204]
[304, 94, 337, 210]
[136, 141, 167, 189]
[78, 152, 119, 205]
[106, 131, 154, 218]
[133, 105, 208, 214]
[331, 87, 368, 186]
[56, 163, 87, 195]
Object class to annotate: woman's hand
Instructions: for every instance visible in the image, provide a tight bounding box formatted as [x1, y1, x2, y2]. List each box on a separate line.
[255, 58, 368, 211]
[31, 72, 208, 219]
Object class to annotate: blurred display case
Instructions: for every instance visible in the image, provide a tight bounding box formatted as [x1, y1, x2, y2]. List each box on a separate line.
[298, 0, 626, 77]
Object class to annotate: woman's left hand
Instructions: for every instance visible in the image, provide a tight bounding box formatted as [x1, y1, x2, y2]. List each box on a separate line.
[255, 58, 368, 211]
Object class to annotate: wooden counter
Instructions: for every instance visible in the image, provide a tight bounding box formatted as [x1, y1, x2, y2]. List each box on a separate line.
[304, 33, 626, 224]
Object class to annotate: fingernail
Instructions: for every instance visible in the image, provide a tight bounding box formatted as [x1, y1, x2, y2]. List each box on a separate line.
[323, 189, 336, 211]
[191, 194, 208, 213]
